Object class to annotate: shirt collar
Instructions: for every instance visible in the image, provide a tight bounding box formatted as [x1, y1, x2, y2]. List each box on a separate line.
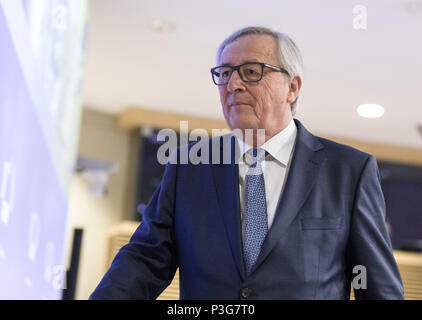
[236, 118, 297, 166]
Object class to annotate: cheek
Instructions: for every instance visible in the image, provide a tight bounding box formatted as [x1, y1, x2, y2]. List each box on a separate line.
[253, 82, 277, 114]
[219, 87, 228, 102]
[218, 89, 228, 109]
[266, 80, 288, 104]
[257, 82, 289, 118]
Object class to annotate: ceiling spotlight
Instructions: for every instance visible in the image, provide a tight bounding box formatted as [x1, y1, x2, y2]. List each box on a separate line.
[396, 0, 422, 15]
[357, 104, 385, 118]
[151, 19, 176, 33]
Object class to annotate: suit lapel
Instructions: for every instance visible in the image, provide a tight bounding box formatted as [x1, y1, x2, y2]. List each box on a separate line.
[211, 135, 246, 281]
[251, 119, 326, 274]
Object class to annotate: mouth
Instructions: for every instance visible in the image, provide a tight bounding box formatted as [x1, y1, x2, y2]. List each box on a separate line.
[230, 103, 250, 107]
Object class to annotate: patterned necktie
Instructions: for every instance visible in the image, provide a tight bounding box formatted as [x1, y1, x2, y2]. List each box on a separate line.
[243, 148, 268, 276]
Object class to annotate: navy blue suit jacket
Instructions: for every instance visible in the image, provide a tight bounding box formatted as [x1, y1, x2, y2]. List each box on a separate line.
[90, 119, 404, 299]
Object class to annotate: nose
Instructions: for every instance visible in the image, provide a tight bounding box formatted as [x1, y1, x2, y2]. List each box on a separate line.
[227, 69, 246, 93]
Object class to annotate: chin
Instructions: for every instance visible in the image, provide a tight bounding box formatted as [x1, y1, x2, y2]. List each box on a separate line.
[228, 118, 258, 131]
[225, 110, 257, 131]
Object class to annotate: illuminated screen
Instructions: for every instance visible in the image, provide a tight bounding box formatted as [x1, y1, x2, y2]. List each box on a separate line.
[0, 0, 87, 299]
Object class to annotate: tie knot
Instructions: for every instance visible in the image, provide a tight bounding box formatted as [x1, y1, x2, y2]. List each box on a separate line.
[246, 148, 267, 166]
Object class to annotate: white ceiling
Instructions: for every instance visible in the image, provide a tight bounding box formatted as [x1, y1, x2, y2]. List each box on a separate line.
[82, 0, 422, 148]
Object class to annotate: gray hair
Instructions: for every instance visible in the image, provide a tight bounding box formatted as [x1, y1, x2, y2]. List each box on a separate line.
[216, 26, 303, 116]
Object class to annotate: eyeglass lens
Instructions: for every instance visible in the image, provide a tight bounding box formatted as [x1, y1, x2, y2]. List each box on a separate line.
[213, 63, 262, 84]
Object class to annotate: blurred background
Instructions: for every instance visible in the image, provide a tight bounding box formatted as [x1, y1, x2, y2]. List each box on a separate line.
[0, 0, 421, 300]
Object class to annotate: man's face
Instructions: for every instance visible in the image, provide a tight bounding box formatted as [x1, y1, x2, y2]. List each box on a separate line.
[218, 34, 297, 139]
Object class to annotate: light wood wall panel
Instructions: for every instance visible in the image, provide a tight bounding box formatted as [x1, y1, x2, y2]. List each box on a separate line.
[117, 107, 422, 166]
[117, 107, 228, 134]
[106, 221, 179, 300]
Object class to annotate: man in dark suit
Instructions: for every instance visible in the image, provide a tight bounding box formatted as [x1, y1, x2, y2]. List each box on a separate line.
[90, 26, 404, 299]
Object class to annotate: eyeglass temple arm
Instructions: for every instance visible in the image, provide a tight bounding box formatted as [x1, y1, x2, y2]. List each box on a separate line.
[264, 64, 290, 76]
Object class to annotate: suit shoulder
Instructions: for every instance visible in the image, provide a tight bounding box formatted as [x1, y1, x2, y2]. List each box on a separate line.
[316, 136, 373, 164]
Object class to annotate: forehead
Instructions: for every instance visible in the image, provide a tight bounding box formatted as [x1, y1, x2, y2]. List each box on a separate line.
[219, 34, 278, 65]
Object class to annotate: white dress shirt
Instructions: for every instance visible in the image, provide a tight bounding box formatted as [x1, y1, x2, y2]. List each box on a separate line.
[236, 118, 297, 238]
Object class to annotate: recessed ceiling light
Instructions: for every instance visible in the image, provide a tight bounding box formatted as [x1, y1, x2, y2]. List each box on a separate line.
[396, 0, 422, 15]
[357, 104, 385, 118]
[151, 19, 176, 33]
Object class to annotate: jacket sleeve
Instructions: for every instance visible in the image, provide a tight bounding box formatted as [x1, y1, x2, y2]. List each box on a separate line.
[348, 155, 404, 299]
[89, 161, 178, 300]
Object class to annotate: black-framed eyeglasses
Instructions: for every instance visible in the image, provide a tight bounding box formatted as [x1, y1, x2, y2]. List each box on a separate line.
[210, 62, 290, 86]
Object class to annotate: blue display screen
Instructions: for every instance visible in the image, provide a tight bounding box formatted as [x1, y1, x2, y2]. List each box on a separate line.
[0, 1, 87, 299]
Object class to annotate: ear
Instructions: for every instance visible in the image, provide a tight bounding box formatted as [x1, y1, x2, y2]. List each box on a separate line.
[287, 75, 302, 104]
